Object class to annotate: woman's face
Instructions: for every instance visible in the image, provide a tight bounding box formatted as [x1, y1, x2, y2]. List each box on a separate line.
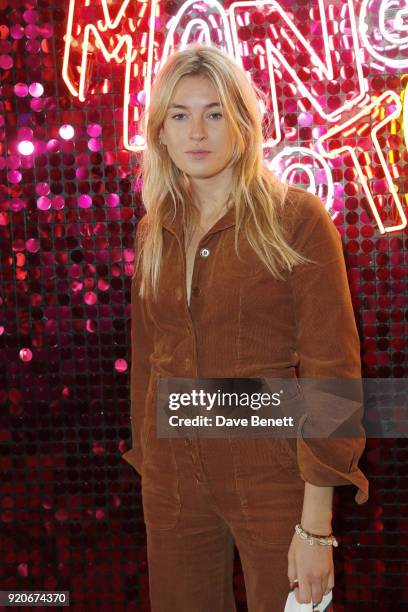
[159, 74, 236, 180]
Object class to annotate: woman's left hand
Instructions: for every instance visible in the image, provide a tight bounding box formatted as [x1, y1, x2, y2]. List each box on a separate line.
[287, 531, 335, 606]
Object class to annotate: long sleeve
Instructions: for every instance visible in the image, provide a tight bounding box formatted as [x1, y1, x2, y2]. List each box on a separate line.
[121, 215, 155, 476]
[289, 190, 369, 505]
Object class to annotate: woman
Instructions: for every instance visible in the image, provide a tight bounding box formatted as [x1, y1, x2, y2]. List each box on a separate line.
[121, 43, 369, 611]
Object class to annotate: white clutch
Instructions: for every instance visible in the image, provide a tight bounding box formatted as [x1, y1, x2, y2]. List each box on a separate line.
[284, 588, 333, 612]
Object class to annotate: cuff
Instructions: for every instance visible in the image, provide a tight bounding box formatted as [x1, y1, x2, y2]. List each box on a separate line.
[121, 446, 143, 477]
[297, 416, 369, 505]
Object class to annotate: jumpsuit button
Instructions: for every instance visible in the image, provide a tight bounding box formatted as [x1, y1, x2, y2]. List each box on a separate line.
[199, 247, 210, 258]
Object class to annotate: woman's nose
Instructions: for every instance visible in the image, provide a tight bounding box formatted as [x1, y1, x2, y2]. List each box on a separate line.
[189, 119, 207, 139]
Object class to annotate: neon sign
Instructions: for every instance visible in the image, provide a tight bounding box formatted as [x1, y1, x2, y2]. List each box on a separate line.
[271, 147, 335, 215]
[317, 90, 406, 233]
[62, 0, 407, 233]
[359, 0, 408, 69]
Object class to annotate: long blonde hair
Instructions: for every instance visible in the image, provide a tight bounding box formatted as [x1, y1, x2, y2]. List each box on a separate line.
[133, 43, 314, 300]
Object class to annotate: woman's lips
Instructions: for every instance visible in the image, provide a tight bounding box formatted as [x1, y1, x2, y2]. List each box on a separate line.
[186, 151, 210, 159]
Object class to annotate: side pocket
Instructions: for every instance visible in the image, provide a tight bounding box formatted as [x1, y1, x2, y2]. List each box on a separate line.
[140, 420, 182, 530]
[274, 387, 305, 477]
[275, 437, 299, 475]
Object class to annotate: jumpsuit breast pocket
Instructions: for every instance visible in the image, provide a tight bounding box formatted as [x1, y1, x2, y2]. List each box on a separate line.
[141, 420, 182, 530]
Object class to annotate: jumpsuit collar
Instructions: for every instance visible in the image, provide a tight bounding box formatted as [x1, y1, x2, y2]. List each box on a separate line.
[162, 204, 236, 239]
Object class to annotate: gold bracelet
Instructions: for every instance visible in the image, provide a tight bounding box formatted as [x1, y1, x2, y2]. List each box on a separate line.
[295, 524, 339, 547]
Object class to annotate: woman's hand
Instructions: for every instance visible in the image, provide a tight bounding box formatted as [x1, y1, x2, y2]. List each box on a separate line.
[287, 531, 335, 605]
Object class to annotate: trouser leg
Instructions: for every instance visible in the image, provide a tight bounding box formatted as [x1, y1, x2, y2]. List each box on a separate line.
[230, 478, 305, 612]
[143, 437, 237, 612]
[146, 515, 236, 612]
[197, 437, 305, 612]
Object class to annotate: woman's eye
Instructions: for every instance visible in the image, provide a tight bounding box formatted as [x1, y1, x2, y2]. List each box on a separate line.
[171, 113, 223, 120]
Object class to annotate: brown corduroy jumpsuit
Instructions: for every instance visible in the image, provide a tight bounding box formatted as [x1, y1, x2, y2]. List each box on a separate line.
[121, 185, 369, 612]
